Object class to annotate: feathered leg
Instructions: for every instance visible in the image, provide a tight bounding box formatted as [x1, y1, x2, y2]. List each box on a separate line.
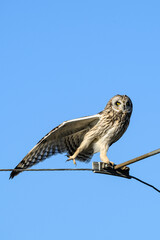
[66, 134, 93, 164]
[100, 145, 114, 166]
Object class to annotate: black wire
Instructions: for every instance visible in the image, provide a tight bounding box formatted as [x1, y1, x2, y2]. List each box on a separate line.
[0, 168, 159, 193]
[130, 175, 160, 193]
[0, 168, 92, 172]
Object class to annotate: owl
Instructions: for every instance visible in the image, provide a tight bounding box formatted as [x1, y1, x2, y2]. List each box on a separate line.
[10, 94, 133, 178]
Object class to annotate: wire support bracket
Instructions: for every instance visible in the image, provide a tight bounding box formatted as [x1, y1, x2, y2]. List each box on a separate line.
[92, 162, 131, 179]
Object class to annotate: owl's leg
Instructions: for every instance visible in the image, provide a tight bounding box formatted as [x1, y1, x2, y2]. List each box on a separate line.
[100, 145, 114, 166]
[66, 148, 81, 165]
[66, 136, 92, 165]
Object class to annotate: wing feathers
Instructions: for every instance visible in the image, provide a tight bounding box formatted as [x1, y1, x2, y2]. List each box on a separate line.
[10, 114, 100, 178]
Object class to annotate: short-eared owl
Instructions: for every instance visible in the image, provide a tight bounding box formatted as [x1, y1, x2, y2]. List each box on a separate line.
[10, 95, 133, 178]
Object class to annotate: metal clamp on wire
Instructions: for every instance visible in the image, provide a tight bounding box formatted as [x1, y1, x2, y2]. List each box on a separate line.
[92, 162, 131, 179]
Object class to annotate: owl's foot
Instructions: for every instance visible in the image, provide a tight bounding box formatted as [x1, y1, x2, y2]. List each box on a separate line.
[106, 161, 115, 168]
[66, 155, 77, 165]
[100, 155, 115, 168]
[100, 154, 115, 167]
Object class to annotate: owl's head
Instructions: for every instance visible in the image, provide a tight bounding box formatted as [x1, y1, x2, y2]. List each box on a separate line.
[109, 95, 133, 114]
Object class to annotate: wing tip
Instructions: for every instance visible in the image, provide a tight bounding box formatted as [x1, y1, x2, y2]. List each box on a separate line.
[9, 170, 17, 179]
[9, 168, 23, 179]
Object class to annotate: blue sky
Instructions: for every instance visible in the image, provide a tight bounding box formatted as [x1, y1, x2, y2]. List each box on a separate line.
[1, 1, 160, 239]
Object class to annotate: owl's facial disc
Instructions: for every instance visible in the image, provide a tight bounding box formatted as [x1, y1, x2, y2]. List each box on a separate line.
[112, 95, 132, 113]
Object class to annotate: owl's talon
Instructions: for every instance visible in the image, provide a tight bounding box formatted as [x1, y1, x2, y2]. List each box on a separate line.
[66, 156, 77, 165]
[106, 161, 115, 169]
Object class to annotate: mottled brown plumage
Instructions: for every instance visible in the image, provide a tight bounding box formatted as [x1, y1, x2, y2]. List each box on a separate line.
[10, 95, 132, 179]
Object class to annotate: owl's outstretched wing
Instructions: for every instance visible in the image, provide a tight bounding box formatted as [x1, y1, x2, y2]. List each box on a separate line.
[10, 114, 100, 179]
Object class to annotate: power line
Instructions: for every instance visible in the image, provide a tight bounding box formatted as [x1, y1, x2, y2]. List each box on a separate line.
[1, 148, 160, 193]
[130, 175, 160, 193]
[0, 167, 159, 193]
[0, 168, 92, 172]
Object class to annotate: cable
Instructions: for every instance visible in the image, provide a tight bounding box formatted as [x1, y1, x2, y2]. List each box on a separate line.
[0, 168, 159, 193]
[130, 175, 160, 193]
[0, 168, 92, 172]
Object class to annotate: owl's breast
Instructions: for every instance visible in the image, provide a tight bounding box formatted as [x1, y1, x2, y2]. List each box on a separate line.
[93, 126, 118, 153]
[93, 117, 129, 153]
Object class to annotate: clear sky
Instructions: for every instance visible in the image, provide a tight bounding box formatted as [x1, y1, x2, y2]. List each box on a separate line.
[1, 1, 160, 239]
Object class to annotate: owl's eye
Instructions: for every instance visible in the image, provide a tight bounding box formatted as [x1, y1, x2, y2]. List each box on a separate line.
[115, 101, 121, 106]
[126, 101, 130, 106]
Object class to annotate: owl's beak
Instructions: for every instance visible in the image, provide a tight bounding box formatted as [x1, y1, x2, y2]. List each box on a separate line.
[123, 105, 130, 113]
[123, 105, 128, 112]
